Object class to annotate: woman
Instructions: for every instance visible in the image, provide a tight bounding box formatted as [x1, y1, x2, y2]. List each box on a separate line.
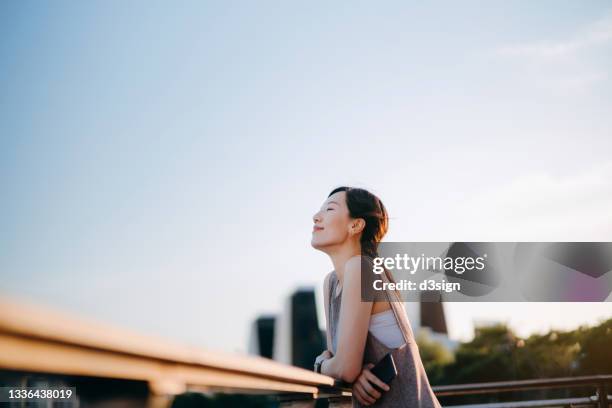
[311, 186, 442, 407]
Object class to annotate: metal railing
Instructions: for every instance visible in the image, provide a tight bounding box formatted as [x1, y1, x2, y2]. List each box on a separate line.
[432, 375, 612, 408]
[275, 375, 612, 407]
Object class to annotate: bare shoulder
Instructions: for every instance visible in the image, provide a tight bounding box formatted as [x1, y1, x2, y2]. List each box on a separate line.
[343, 255, 379, 293]
[343, 255, 368, 284]
[343, 256, 373, 306]
[345, 255, 374, 275]
[345, 255, 361, 271]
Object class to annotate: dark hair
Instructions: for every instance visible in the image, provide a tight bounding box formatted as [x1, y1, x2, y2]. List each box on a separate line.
[328, 186, 388, 258]
[328, 186, 402, 301]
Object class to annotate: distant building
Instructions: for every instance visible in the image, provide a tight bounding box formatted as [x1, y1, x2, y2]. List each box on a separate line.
[418, 292, 459, 352]
[248, 288, 325, 370]
[247, 316, 276, 359]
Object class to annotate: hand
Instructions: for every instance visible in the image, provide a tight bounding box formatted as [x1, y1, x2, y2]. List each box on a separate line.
[314, 349, 333, 372]
[314, 349, 333, 364]
[351, 363, 390, 406]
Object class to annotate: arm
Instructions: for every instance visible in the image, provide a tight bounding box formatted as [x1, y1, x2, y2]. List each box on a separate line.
[320, 256, 373, 383]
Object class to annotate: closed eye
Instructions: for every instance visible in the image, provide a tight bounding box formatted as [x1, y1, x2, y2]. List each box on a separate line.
[326, 208, 334, 211]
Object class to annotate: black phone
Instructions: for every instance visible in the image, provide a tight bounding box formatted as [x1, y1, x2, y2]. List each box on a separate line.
[369, 352, 398, 392]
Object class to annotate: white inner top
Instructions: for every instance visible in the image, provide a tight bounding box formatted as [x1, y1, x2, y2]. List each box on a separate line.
[368, 309, 406, 349]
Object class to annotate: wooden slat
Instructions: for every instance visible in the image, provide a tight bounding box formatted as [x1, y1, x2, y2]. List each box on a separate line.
[0, 295, 334, 396]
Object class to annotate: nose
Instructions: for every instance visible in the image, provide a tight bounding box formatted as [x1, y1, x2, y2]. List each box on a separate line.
[313, 210, 322, 224]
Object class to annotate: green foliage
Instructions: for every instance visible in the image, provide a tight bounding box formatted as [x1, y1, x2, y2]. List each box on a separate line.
[430, 317, 612, 386]
[442, 324, 520, 384]
[575, 318, 612, 374]
[416, 330, 455, 384]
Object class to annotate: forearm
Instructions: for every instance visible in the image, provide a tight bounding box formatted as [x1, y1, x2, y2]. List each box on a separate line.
[320, 355, 341, 378]
[320, 354, 358, 382]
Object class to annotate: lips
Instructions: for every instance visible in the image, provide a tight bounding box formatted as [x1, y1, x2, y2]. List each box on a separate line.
[312, 226, 324, 233]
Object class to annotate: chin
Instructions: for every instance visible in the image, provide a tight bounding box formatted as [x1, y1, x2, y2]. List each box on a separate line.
[310, 238, 326, 251]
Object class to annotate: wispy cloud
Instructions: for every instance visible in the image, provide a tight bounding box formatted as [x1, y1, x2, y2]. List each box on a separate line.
[496, 14, 612, 58]
[492, 13, 612, 92]
[452, 161, 612, 241]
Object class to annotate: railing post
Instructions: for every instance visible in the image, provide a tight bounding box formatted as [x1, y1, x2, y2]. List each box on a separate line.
[147, 394, 175, 408]
[597, 382, 609, 408]
[147, 380, 186, 408]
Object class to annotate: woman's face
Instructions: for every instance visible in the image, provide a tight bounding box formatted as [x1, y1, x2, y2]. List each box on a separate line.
[311, 191, 353, 252]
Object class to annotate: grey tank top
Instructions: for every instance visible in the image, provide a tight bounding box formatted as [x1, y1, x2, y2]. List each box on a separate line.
[328, 270, 443, 408]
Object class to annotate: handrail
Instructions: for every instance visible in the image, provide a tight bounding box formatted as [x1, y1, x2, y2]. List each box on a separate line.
[1, 295, 609, 408]
[432, 375, 612, 396]
[445, 396, 600, 408]
[0, 295, 337, 397]
[431, 376, 611, 408]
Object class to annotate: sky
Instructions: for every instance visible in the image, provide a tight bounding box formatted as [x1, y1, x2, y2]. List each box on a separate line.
[1, 1, 611, 354]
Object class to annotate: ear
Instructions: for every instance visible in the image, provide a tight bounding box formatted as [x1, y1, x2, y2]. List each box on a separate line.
[349, 218, 366, 236]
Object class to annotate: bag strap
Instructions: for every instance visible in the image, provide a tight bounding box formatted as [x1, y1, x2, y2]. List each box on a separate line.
[379, 267, 416, 345]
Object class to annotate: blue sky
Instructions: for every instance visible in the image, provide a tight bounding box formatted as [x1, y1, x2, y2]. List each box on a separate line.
[1, 1, 611, 353]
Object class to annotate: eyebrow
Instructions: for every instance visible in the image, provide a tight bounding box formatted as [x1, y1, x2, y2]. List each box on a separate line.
[326, 201, 340, 206]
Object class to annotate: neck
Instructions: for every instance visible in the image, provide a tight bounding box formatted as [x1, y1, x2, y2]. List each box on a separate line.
[328, 240, 361, 283]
